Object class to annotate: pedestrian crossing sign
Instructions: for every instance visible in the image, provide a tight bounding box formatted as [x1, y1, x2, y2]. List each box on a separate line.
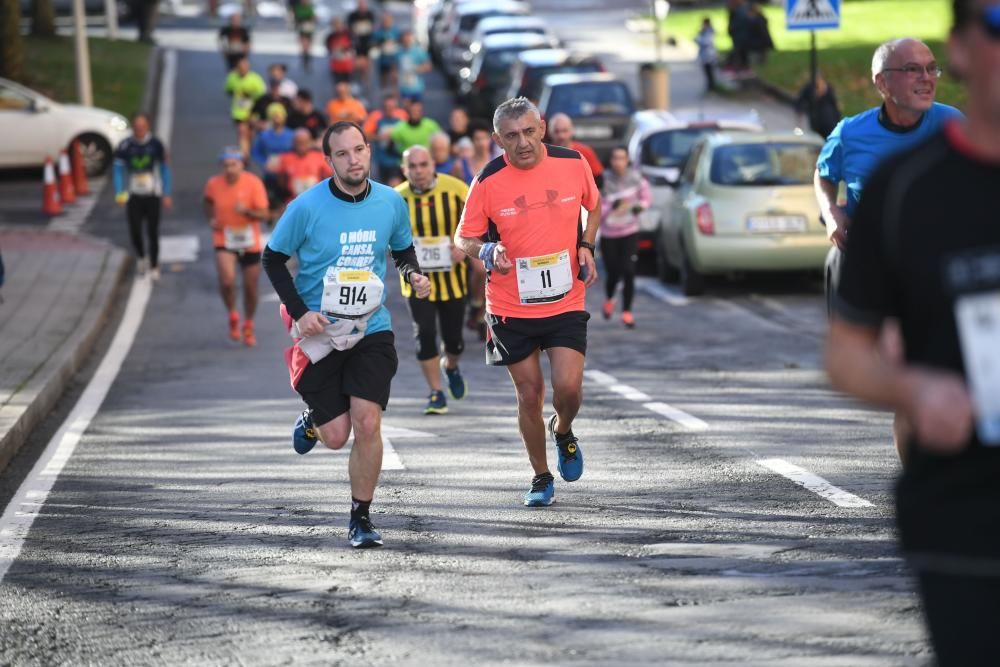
[786, 0, 840, 30]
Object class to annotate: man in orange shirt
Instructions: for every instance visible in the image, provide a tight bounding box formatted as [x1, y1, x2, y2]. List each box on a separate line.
[203, 147, 271, 346]
[455, 97, 601, 508]
[326, 81, 367, 125]
[548, 113, 605, 189]
[276, 129, 333, 205]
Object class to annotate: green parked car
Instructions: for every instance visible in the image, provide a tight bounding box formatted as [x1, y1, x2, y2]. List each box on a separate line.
[657, 132, 829, 296]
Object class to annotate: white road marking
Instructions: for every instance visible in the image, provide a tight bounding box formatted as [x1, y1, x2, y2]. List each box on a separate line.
[635, 277, 690, 306]
[159, 234, 200, 263]
[584, 369, 708, 430]
[382, 425, 437, 440]
[643, 401, 710, 431]
[583, 369, 618, 386]
[381, 438, 404, 471]
[46, 177, 107, 234]
[156, 49, 177, 144]
[609, 384, 652, 402]
[756, 458, 874, 508]
[0, 279, 153, 583]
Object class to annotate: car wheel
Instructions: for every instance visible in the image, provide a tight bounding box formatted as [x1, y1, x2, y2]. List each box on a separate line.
[679, 239, 705, 296]
[75, 133, 113, 176]
[655, 233, 680, 284]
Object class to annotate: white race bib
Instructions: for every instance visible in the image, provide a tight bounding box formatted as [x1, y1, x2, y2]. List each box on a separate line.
[321, 268, 384, 318]
[236, 96, 254, 111]
[224, 226, 254, 251]
[129, 172, 155, 195]
[414, 236, 452, 272]
[382, 40, 398, 55]
[515, 250, 573, 304]
[955, 290, 1000, 444]
[292, 176, 318, 195]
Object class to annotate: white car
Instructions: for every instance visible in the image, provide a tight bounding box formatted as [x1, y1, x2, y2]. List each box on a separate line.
[0, 77, 131, 176]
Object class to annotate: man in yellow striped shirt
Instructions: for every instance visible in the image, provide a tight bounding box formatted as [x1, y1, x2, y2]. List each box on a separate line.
[396, 145, 471, 414]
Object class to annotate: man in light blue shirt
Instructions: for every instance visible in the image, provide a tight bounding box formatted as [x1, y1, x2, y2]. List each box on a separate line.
[396, 30, 432, 102]
[815, 38, 963, 249]
[815, 37, 963, 462]
[262, 120, 430, 549]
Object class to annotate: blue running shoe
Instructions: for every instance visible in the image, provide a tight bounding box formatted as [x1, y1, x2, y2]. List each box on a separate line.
[549, 414, 583, 482]
[293, 410, 318, 455]
[348, 516, 383, 548]
[440, 359, 468, 400]
[425, 390, 448, 415]
[524, 473, 555, 507]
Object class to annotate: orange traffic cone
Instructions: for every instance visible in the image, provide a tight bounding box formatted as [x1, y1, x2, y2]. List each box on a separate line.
[57, 149, 76, 205]
[70, 140, 89, 196]
[42, 157, 63, 216]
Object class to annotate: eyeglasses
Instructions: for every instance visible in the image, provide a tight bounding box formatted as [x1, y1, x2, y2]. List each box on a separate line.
[881, 64, 943, 78]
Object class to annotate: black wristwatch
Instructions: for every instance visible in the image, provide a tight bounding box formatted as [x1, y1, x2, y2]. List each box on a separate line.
[579, 241, 596, 255]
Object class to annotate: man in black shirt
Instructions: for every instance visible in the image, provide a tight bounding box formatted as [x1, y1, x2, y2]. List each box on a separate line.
[348, 0, 377, 86]
[287, 89, 327, 140]
[250, 79, 293, 131]
[826, 1, 1000, 662]
[347, 0, 376, 56]
[218, 13, 251, 70]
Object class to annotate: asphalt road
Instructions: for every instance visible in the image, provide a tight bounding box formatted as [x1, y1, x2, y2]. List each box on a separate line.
[0, 3, 931, 665]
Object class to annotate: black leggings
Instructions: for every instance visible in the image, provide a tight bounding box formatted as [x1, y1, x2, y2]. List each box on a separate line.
[600, 233, 638, 311]
[127, 195, 161, 268]
[406, 296, 466, 361]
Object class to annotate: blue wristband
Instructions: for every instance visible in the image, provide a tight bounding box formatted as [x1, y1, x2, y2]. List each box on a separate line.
[479, 242, 497, 271]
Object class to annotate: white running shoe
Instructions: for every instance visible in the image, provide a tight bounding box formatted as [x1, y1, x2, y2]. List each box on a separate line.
[150, 267, 161, 282]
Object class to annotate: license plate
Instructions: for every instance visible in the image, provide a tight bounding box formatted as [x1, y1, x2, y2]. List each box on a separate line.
[746, 215, 807, 233]
[573, 125, 613, 140]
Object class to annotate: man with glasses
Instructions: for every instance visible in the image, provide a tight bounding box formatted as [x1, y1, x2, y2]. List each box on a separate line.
[826, 2, 1000, 660]
[814, 38, 962, 462]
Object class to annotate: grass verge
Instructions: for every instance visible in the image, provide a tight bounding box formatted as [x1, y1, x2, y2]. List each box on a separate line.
[662, 0, 964, 115]
[19, 36, 151, 115]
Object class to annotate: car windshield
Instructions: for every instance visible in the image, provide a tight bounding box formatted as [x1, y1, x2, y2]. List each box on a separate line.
[460, 10, 508, 31]
[523, 63, 601, 99]
[709, 142, 819, 186]
[547, 82, 633, 118]
[483, 49, 522, 83]
[641, 127, 719, 168]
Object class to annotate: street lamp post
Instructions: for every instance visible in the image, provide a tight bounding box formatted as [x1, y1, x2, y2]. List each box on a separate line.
[72, 0, 93, 106]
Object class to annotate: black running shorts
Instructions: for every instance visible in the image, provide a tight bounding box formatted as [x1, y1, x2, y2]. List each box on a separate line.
[484, 310, 589, 366]
[214, 247, 262, 268]
[296, 331, 399, 425]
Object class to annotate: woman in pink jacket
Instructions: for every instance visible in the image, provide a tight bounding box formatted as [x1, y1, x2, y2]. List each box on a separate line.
[599, 147, 651, 328]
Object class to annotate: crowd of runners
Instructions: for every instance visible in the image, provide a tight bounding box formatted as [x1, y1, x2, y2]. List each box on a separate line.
[104, 2, 1000, 662]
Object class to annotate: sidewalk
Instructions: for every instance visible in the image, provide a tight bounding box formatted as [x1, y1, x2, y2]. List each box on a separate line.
[0, 228, 128, 471]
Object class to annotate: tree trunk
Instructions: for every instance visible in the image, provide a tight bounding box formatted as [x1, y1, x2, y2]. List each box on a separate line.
[0, 0, 25, 80]
[31, 0, 56, 37]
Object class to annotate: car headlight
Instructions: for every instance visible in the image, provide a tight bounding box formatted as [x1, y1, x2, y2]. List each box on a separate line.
[109, 116, 128, 132]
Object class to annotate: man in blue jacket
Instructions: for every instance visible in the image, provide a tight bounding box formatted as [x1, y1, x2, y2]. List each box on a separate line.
[815, 37, 963, 461]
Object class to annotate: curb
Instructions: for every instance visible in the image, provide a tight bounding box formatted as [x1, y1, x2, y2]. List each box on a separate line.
[0, 242, 129, 472]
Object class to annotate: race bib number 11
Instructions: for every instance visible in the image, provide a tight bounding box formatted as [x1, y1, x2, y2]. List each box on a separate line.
[515, 250, 573, 304]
